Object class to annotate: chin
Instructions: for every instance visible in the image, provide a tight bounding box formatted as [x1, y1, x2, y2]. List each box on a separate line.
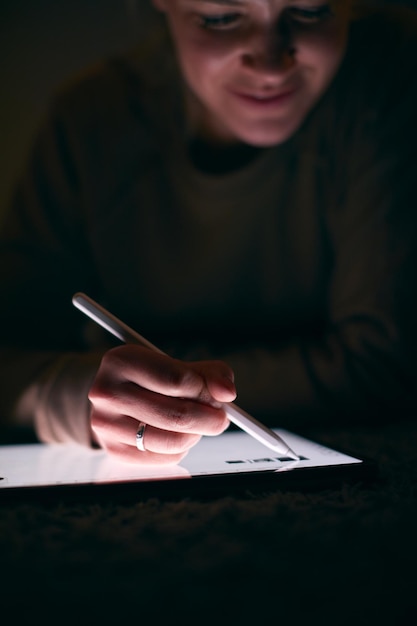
[237, 123, 302, 148]
[229, 113, 308, 148]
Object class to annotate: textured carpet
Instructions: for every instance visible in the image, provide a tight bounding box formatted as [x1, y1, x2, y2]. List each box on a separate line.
[1, 419, 417, 626]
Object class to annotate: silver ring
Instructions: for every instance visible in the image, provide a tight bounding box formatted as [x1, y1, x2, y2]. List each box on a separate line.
[136, 422, 147, 452]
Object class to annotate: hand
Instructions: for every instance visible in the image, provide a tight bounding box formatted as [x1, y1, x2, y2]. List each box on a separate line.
[88, 345, 237, 465]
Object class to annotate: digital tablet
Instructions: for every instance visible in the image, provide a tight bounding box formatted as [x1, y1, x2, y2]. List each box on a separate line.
[0, 428, 376, 503]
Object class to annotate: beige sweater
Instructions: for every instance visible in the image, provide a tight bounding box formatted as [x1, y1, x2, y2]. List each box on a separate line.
[1, 6, 417, 445]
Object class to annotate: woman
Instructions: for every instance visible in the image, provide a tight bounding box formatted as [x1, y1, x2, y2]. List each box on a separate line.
[0, 0, 416, 464]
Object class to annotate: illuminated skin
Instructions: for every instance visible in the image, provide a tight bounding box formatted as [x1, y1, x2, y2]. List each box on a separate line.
[153, 0, 353, 146]
[89, 347, 235, 464]
[89, 0, 353, 464]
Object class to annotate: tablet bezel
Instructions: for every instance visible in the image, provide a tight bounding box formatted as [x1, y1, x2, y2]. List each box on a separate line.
[0, 430, 379, 504]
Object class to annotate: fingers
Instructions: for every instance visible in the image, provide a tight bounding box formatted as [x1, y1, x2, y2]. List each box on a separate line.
[95, 346, 209, 400]
[91, 411, 202, 465]
[91, 400, 228, 465]
[93, 412, 201, 453]
[88, 345, 236, 466]
[97, 441, 189, 466]
[91, 382, 229, 435]
[192, 360, 237, 403]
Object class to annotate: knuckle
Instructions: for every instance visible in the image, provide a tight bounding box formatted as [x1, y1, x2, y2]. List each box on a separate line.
[166, 403, 195, 431]
[95, 346, 135, 383]
[99, 347, 124, 371]
[209, 411, 230, 435]
[89, 409, 105, 431]
[88, 380, 107, 405]
[165, 365, 203, 398]
[88, 380, 119, 407]
[164, 433, 199, 454]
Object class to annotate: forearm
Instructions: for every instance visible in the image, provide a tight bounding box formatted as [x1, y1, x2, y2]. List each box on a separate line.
[220, 322, 417, 428]
[0, 349, 103, 446]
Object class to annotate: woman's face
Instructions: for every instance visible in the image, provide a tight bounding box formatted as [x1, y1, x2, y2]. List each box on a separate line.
[153, 0, 353, 146]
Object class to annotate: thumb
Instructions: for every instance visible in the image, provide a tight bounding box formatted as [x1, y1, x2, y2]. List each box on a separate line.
[192, 360, 237, 404]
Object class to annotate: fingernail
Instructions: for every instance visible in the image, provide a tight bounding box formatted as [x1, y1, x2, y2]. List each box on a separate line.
[221, 375, 236, 395]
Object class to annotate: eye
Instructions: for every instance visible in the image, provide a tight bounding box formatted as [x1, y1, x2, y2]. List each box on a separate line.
[197, 13, 242, 31]
[288, 4, 333, 24]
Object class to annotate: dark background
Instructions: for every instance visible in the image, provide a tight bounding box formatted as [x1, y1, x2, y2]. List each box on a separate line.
[0, 0, 159, 217]
[1, 4, 417, 623]
[1, 0, 416, 217]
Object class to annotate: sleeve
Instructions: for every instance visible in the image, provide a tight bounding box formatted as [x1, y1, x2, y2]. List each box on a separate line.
[0, 53, 163, 446]
[0, 89, 102, 445]
[216, 26, 417, 429]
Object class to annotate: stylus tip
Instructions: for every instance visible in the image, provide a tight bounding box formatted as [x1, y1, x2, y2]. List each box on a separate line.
[285, 448, 300, 461]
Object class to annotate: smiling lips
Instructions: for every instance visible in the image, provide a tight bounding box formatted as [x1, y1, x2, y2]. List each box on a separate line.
[230, 86, 297, 107]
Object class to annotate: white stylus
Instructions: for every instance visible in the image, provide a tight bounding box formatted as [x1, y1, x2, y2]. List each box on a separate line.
[72, 292, 299, 460]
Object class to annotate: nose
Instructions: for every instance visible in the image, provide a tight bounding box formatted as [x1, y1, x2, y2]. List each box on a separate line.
[241, 23, 296, 76]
